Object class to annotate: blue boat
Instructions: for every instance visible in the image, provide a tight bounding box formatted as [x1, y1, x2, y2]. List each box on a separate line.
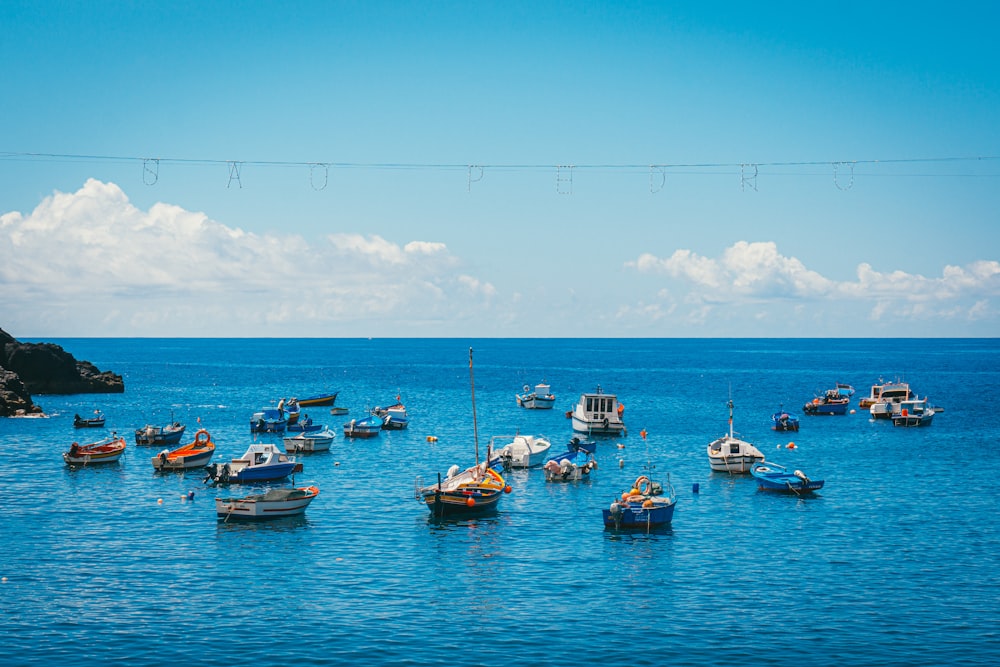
[286, 414, 324, 433]
[343, 413, 383, 438]
[297, 392, 339, 407]
[541, 436, 597, 481]
[250, 408, 287, 433]
[802, 388, 849, 415]
[135, 421, 186, 445]
[771, 408, 799, 432]
[603, 473, 677, 529]
[375, 401, 409, 430]
[203, 443, 299, 484]
[751, 461, 824, 494]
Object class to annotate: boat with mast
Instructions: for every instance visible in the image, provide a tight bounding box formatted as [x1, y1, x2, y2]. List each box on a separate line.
[707, 397, 764, 473]
[416, 348, 510, 518]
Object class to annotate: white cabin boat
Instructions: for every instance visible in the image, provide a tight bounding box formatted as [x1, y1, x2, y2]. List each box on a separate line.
[891, 398, 936, 427]
[869, 380, 915, 419]
[569, 386, 625, 435]
[516, 382, 556, 409]
[488, 434, 552, 469]
[707, 399, 764, 473]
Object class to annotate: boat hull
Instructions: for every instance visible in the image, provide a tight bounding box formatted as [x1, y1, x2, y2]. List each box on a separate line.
[707, 455, 763, 474]
[152, 447, 214, 470]
[421, 488, 503, 517]
[283, 435, 334, 452]
[603, 500, 675, 528]
[517, 395, 555, 409]
[571, 415, 624, 435]
[343, 417, 382, 438]
[63, 438, 126, 465]
[216, 486, 319, 519]
[297, 393, 338, 407]
[751, 463, 824, 493]
[135, 424, 186, 446]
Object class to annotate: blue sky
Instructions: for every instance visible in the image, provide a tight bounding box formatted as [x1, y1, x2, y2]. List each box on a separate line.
[2, 1, 998, 337]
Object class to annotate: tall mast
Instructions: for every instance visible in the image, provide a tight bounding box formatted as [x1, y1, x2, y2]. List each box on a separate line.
[469, 347, 480, 471]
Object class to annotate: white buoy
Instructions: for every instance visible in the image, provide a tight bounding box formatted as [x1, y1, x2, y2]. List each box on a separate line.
[157, 498, 163, 504]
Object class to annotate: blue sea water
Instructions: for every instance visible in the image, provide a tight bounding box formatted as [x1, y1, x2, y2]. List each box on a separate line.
[1, 338, 998, 667]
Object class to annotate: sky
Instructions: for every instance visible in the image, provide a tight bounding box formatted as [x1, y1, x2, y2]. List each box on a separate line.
[1, 1, 998, 338]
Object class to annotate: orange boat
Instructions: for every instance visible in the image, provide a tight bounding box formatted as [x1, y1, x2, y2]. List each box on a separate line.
[152, 428, 216, 470]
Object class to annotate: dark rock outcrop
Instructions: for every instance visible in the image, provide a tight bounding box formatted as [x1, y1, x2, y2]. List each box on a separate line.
[0, 327, 125, 416]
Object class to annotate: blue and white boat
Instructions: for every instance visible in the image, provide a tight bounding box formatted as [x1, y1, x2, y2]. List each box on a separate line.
[203, 442, 299, 484]
[603, 473, 677, 529]
[516, 382, 556, 410]
[891, 398, 936, 427]
[771, 408, 800, 432]
[135, 421, 186, 446]
[707, 398, 764, 473]
[286, 414, 324, 433]
[751, 461, 824, 494]
[250, 408, 287, 433]
[803, 387, 850, 415]
[542, 436, 597, 481]
[343, 413, 383, 438]
[375, 400, 409, 430]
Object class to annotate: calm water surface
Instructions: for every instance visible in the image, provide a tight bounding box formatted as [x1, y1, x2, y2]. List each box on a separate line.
[1, 338, 998, 666]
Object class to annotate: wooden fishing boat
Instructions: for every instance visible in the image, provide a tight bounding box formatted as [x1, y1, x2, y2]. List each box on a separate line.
[283, 428, 335, 453]
[151, 428, 215, 470]
[249, 408, 287, 433]
[63, 433, 126, 465]
[216, 485, 320, 520]
[803, 387, 850, 415]
[516, 382, 556, 409]
[771, 408, 800, 432]
[603, 473, 677, 529]
[343, 413, 383, 438]
[135, 421, 186, 446]
[73, 411, 105, 428]
[541, 436, 597, 481]
[707, 398, 764, 473]
[297, 392, 338, 407]
[751, 461, 824, 494]
[417, 348, 511, 518]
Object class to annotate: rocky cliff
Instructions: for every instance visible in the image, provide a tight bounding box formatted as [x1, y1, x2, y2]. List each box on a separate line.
[0, 328, 125, 416]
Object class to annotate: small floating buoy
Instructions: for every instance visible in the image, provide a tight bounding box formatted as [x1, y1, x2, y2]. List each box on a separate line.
[617, 443, 625, 449]
[180, 494, 187, 502]
[640, 429, 648, 439]
[334, 461, 340, 466]
[157, 498, 163, 504]
[504, 485, 512, 494]
[2, 576, 8, 583]
[618, 458, 624, 468]
[426, 435, 438, 442]
[776, 444, 782, 449]
[692, 482, 700, 493]
[787, 442, 796, 449]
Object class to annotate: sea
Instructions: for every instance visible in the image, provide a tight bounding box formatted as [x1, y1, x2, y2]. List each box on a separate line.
[1, 338, 998, 667]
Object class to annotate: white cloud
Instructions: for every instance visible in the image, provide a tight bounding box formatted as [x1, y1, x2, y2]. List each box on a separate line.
[0, 180, 497, 335]
[628, 241, 1000, 332]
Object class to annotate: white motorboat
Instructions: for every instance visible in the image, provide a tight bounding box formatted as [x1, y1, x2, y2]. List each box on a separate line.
[869, 380, 915, 419]
[569, 386, 625, 435]
[489, 434, 552, 469]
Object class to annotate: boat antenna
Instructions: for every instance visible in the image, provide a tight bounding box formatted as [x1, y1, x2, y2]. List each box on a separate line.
[728, 397, 735, 438]
[469, 347, 481, 474]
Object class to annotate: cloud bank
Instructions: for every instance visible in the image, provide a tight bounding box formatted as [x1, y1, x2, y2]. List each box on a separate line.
[0, 179, 495, 336]
[627, 241, 1000, 330]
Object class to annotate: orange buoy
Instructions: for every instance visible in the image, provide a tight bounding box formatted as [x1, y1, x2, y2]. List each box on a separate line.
[465, 497, 476, 507]
[504, 485, 512, 493]
[640, 429, 648, 439]
[787, 442, 796, 449]
[426, 435, 438, 442]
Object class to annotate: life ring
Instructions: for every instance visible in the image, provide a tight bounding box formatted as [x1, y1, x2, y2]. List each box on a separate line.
[195, 429, 211, 446]
[634, 475, 652, 495]
[523, 385, 531, 393]
[602, 417, 609, 429]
